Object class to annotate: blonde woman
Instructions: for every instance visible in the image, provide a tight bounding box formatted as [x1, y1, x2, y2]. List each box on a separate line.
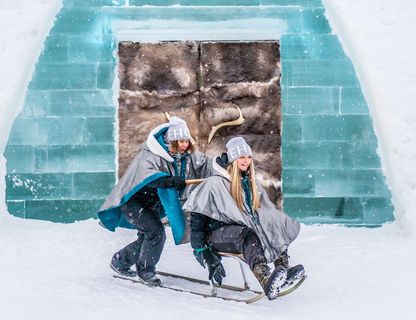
[183, 137, 304, 300]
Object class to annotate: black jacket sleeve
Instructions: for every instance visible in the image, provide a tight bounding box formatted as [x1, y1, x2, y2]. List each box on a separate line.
[190, 212, 210, 249]
[146, 176, 176, 189]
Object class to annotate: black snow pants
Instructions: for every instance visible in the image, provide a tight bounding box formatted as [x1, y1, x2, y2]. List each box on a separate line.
[113, 201, 166, 279]
[208, 225, 266, 270]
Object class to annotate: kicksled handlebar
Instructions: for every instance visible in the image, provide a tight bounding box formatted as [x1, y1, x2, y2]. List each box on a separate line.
[185, 179, 204, 185]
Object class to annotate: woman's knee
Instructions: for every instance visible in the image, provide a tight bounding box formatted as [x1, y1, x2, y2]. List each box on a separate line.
[242, 228, 261, 245]
[144, 221, 166, 242]
[209, 225, 256, 253]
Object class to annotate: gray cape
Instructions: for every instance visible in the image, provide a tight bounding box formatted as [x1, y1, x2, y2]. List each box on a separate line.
[182, 158, 300, 262]
[98, 122, 211, 244]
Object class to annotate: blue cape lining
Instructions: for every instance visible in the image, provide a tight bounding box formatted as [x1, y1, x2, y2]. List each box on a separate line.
[98, 127, 186, 244]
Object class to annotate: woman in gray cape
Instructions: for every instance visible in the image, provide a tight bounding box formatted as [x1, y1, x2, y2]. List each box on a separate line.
[98, 117, 211, 286]
[183, 137, 304, 300]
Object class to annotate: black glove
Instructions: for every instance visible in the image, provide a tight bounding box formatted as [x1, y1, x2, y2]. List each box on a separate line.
[193, 247, 226, 285]
[171, 176, 186, 191]
[194, 249, 205, 268]
[147, 176, 185, 190]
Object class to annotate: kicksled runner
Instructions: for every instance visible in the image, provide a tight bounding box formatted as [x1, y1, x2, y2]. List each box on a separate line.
[113, 253, 307, 304]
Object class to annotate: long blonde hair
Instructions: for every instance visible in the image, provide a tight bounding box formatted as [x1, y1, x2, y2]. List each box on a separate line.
[228, 160, 260, 212]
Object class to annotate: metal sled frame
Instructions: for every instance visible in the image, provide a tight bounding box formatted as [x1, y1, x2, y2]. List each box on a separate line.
[113, 252, 305, 303]
[206, 252, 306, 301]
[209, 252, 264, 302]
[156, 251, 266, 303]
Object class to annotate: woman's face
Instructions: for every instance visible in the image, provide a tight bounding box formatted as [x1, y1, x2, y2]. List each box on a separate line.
[177, 139, 190, 154]
[236, 156, 252, 172]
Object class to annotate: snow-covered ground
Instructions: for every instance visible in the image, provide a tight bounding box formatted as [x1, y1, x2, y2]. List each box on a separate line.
[1, 218, 415, 320]
[1, 1, 416, 319]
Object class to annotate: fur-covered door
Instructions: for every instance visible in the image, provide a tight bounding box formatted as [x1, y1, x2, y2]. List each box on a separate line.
[118, 41, 282, 207]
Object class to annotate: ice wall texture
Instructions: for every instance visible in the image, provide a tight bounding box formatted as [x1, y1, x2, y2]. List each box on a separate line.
[3, 0, 394, 225]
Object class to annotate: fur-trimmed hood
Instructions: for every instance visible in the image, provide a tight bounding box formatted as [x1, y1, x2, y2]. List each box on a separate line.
[145, 122, 174, 162]
[212, 155, 231, 180]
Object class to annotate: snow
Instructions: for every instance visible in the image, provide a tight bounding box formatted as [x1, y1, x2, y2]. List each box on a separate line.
[1, 1, 416, 319]
[0, 0, 62, 217]
[1, 219, 415, 320]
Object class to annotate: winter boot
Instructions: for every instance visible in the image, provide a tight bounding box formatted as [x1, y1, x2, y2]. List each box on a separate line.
[110, 255, 136, 277]
[252, 263, 287, 300]
[274, 250, 289, 269]
[281, 264, 305, 289]
[137, 270, 161, 287]
[274, 251, 305, 289]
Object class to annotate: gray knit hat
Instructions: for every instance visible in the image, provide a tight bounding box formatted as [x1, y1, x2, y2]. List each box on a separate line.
[166, 116, 191, 142]
[226, 137, 253, 163]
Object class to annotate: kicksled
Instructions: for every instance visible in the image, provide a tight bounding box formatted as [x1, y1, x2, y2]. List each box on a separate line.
[113, 252, 307, 304]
